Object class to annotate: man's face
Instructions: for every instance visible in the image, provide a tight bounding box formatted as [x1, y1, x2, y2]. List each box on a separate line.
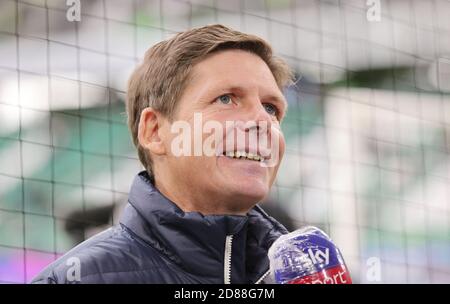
[159, 49, 287, 214]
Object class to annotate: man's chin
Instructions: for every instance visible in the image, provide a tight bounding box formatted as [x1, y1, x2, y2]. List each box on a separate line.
[224, 181, 269, 206]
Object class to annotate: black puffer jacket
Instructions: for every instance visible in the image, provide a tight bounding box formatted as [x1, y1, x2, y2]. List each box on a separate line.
[31, 171, 288, 284]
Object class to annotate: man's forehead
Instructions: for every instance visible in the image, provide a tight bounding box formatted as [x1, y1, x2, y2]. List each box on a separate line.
[188, 66, 286, 102]
[189, 50, 274, 83]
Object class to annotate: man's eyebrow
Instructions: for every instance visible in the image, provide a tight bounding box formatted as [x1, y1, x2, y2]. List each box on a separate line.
[260, 92, 288, 109]
[214, 85, 287, 107]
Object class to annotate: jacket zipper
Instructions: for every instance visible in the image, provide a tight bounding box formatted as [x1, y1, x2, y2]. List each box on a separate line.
[224, 235, 271, 284]
[224, 235, 233, 284]
[255, 269, 270, 284]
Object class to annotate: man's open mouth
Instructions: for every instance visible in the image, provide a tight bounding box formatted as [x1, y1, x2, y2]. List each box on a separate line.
[222, 150, 266, 162]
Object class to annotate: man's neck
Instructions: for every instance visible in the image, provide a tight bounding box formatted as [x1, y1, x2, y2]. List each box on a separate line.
[153, 174, 249, 216]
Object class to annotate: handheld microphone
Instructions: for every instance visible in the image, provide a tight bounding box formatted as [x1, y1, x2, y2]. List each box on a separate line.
[268, 226, 352, 284]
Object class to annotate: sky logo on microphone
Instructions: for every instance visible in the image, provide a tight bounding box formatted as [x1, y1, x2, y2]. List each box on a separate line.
[307, 247, 329, 266]
[268, 226, 352, 284]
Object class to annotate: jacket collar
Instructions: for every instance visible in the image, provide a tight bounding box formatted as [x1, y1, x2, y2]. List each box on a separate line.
[120, 171, 288, 283]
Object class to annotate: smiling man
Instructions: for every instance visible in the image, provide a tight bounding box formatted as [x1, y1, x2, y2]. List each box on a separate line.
[32, 24, 293, 284]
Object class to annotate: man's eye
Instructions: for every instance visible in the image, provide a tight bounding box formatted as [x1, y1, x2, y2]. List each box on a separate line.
[262, 103, 278, 116]
[216, 94, 232, 105]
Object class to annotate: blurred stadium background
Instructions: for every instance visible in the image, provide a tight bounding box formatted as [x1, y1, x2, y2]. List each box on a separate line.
[0, 0, 449, 283]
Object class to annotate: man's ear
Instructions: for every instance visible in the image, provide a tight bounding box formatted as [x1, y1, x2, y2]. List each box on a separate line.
[138, 107, 167, 156]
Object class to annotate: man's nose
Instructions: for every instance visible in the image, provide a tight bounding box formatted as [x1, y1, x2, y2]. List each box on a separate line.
[237, 101, 273, 133]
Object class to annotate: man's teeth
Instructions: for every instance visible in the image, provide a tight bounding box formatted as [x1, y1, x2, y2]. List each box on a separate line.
[225, 151, 264, 162]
